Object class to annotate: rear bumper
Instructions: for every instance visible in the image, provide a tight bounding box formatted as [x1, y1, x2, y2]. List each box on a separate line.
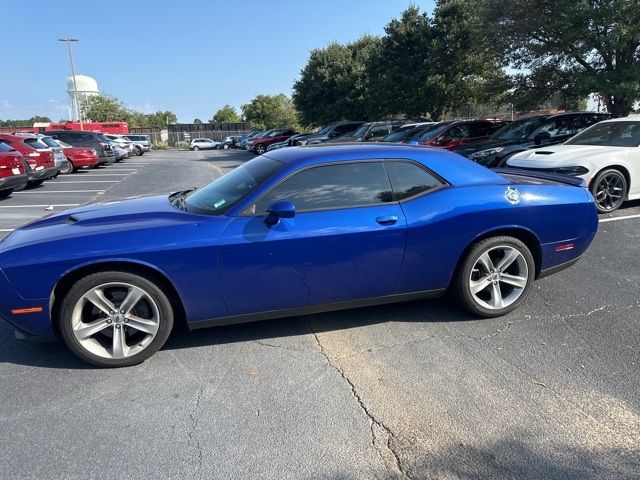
[99, 153, 117, 164]
[27, 166, 59, 182]
[0, 173, 29, 192]
[71, 156, 99, 169]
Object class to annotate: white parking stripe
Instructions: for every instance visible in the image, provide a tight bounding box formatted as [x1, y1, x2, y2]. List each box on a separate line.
[0, 204, 80, 208]
[53, 181, 119, 183]
[13, 190, 104, 194]
[599, 213, 640, 223]
[71, 174, 131, 177]
[0, 229, 15, 232]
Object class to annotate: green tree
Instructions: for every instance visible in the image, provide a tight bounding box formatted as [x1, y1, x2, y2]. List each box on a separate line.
[480, 0, 640, 116]
[241, 94, 299, 130]
[293, 36, 382, 125]
[211, 105, 241, 123]
[0, 116, 52, 127]
[193, 118, 203, 124]
[81, 94, 131, 122]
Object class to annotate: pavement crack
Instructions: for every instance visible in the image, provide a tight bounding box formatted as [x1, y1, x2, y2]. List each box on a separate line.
[253, 339, 303, 351]
[307, 320, 413, 480]
[188, 385, 204, 478]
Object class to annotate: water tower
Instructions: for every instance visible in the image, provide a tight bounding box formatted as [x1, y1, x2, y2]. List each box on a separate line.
[67, 75, 99, 121]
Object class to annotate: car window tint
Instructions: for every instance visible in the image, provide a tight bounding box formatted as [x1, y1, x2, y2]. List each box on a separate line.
[24, 138, 49, 149]
[537, 118, 574, 138]
[448, 124, 470, 139]
[470, 122, 493, 136]
[368, 125, 390, 138]
[255, 162, 394, 213]
[387, 162, 443, 200]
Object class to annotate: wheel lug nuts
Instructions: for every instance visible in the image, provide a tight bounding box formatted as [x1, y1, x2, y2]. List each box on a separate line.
[120, 310, 125, 314]
[123, 318, 129, 323]
[106, 319, 112, 324]
[115, 324, 121, 329]
[109, 311, 115, 315]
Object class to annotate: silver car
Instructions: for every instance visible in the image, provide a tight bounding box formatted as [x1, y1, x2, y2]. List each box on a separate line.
[189, 138, 222, 150]
[123, 134, 152, 155]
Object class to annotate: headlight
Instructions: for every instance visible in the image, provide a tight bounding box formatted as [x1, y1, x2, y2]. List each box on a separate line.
[550, 166, 589, 176]
[469, 147, 504, 159]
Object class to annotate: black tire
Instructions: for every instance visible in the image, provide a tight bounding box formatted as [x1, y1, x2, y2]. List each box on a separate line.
[193, 146, 200, 151]
[254, 144, 266, 155]
[134, 146, 142, 156]
[453, 236, 535, 318]
[590, 168, 627, 213]
[60, 160, 75, 175]
[0, 189, 13, 199]
[58, 271, 174, 367]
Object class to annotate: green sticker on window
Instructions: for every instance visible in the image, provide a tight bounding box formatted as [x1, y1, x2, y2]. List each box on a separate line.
[214, 199, 226, 208]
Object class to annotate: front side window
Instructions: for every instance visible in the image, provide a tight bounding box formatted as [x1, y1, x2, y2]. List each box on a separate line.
[39, 136, 59, 148]
[565, 121, 640, 147]
[185, 157, 284, 215]
[254, 162, 394, 214]
[536, 118, 574, 138]
[367, 125, 390, 139]
[387, 162, 444, 200]
[447, 124, 470, 140]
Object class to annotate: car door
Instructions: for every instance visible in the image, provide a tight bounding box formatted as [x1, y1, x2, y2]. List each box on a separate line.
[218, 161, 407, 315]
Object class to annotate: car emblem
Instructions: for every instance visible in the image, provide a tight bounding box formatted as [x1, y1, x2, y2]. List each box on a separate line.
[505, 187, 521, 205]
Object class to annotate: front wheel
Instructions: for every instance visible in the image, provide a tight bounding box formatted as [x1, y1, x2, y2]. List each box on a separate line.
[453, 236, 534, 317]
[590, 168, 627, 213]
[193, 146, 200, 151]
[58, 271, 174, 367]
[254, 144, 266, 155]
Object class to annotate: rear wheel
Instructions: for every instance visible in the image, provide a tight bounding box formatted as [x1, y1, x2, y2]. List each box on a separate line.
[590, 168, 627, 213]
[193, 146, 200, 151]
[453, 236, 534, 317]
[58, 271, 174, 367]
[59, 160, 74, 174]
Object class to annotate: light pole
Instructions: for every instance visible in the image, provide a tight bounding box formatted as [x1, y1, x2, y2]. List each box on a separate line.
[58, 38, 83, 131]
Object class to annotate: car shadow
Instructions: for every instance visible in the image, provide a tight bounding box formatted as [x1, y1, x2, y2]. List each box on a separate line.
[0, 296, 478, 369]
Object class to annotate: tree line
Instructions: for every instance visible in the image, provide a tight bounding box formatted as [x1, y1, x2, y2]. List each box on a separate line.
[293, 0, 640, 125]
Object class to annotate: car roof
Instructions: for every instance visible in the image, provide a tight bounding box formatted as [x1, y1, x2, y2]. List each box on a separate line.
[263, 143, 507, 187]
[600, 115, 640, 123]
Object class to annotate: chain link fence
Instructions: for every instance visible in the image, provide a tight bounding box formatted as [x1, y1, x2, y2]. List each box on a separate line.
[129, 122, 254, 149]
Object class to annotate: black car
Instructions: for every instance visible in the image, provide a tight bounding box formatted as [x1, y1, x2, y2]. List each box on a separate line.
[47, 131, 116, 165]
[294, 121, 365, 145]
[453, 112, 611, 168]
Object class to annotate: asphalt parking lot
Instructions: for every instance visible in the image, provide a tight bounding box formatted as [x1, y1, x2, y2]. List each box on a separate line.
[0, 150, 639, 479]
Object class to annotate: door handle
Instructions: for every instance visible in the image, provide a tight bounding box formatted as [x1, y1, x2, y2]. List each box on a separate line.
[376, 215, 398, 225]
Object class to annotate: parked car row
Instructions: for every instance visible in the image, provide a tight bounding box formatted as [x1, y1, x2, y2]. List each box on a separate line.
[0, 130, 151, 199]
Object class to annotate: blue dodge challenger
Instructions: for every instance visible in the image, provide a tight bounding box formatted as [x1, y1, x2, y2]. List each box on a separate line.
[0, 144, 598, 367]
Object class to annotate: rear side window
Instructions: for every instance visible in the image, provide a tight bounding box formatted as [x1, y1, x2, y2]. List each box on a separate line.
[387, 162, 444, 200]
[0, 141, 13, 152]
[254, 162, 394, 213]
[24, 138, 49, 149]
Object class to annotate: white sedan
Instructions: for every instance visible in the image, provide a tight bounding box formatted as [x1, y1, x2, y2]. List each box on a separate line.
[507, 117, 640, 213]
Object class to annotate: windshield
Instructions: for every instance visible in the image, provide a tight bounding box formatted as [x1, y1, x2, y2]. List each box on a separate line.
[417, 123, 450, 141]
[491, 116, 547, 140]
[565, 121, 640, 147]
[39, 136, 60, 148]
[350, 124, 370, 139]
[314, 124, 333, 136]
[24, 138, 50, 150]
[381, 129, 411, 142]
[0, 141, 14, 152]
[184, 157, 284, 215]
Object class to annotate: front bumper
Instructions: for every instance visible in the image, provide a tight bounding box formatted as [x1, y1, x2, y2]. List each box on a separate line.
[0, 268, 52, 336]
[136, 144, 151, 152]
[0, 173, 29, 192]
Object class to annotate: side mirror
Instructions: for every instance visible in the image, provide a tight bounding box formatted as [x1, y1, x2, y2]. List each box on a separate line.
[265, 200, 295, 227]
[534, 131, 551, 145]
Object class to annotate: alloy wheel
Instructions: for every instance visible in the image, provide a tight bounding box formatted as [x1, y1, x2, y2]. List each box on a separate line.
[70, 282, 160, 359]
[593, 172, 625, 211]
[255, 144, 266, 154]
[468, 245, 529, 310]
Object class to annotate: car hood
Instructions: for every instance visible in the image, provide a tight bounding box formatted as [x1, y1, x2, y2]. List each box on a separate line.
[508, 145, 625, 168]
[454, 137, 529, 156]
[0, 195, 208, 251]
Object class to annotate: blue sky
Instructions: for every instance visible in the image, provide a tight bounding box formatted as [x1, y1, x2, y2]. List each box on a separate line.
[1, 1, 434, 123]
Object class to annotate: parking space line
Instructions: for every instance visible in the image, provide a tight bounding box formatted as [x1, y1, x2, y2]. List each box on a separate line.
[13, 190, 104, 194]
[71, 174, 132, 177]
[599, 213, 640, 223]
[53, 181, 119, 183]
[0, 204, 80, 208]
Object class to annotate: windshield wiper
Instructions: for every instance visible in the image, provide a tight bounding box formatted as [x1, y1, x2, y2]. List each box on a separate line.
[170, 187, 197, 211]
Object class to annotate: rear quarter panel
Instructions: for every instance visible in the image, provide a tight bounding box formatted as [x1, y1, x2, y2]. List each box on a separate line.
[395, 183, 597, 293]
